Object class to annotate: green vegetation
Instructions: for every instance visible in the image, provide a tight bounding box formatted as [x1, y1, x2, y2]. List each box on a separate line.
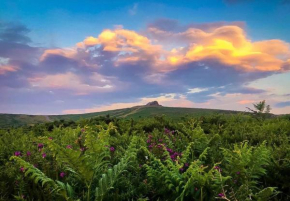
[1, 107, 290, 200]
[0, 106, 239, 128]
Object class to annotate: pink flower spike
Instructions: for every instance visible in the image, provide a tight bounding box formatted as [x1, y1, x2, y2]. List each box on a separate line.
[60, 172, 65, 178]
[20, 167, 25, 172]
[14, 151, 21, 157]
[218, 193, 225, 197]
[26, 151, 31, 156]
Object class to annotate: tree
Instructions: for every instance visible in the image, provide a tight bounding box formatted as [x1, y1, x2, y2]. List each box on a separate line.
[246, 100, 271, 115]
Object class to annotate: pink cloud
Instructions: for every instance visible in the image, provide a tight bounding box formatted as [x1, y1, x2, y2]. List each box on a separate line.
[28, 72, 115, 95]
[0, 65, 18, 75]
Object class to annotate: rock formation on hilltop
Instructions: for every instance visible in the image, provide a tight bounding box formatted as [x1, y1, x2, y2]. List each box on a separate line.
[146, 101, 162, 106]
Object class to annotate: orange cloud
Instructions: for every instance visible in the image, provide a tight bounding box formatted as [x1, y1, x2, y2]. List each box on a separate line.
[40, 48, 77, 61]
[0, 65, 18, 75]
[150, 25, 290, 72]
[237, 100, 256, 104]
[41, 24, 290, 74]
[78, 29, 161, 54]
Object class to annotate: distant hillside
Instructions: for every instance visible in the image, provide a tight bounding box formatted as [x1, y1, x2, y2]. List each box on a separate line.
[0, 103, 240, 128]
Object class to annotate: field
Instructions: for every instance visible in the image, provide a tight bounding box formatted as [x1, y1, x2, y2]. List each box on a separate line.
[1, 111, 290, 200]
[0, 106, 239, 128]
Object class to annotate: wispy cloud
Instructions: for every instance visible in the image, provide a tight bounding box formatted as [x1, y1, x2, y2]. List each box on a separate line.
[128, 3, 138, 16]
[276, 101, 290, 108]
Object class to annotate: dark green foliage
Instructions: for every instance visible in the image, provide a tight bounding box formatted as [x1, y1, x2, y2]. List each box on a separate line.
[0, 113, 290, 200]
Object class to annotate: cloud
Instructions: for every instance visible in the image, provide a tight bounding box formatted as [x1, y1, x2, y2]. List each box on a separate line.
[1, 20, 290, 114]
[147, 22, 290, 72]
[276, 101, 290, 108]
[128, 3, 138, 16]
[0, 21, 31, 44]
[187, 88, 209, 94]
[0, 65, 18, 75]
[238, 100, 256, 104]
[28, 72, 118, 95]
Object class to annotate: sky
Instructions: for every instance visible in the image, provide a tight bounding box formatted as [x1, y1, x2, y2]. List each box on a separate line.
[0, 0, 290, 115]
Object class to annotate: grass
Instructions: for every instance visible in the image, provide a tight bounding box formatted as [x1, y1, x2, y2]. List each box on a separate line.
[0, 106, 240, 128]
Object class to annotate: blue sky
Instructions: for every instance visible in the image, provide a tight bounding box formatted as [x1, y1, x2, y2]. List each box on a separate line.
[1, 0, 290, 114]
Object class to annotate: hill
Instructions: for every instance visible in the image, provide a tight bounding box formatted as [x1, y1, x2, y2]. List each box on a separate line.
[0, 103, 240, 128]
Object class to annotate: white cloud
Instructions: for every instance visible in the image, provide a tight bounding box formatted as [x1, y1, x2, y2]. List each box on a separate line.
[128, 3, 138, 15]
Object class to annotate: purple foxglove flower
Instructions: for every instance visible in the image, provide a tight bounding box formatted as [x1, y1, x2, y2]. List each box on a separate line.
[66, 145, 72, 149]
[218, 193, 225, 197]
[14, 151, 21, 157]
[26, 151, 31, 156]
[60, 172, 65, 178]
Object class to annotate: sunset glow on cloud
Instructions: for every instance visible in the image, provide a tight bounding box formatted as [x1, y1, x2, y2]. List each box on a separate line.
[1, 0, 290, 114]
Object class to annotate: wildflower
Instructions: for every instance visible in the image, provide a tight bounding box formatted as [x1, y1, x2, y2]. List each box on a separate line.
[218, 193, 225, 197]
[60, 172, 65, 178]
[145, 156, 148, 160]
[42, 153, 47, 158]
[195, 187, 198, 191]
[80, 147, 86, 152]
[148, 134, 152, 138]
[20, 167, 25, 172]
[179, 167, 184, 172]
[110, 147, 115, 152]
[146, 139, 151, 143]
[14, 151, 21, 157]
[38, 143, 44, 151]
[81, 128, 85, 132]
[158, 139, 163, 142]
[66, 145, 72, 149]
[214, 166, 222, 172]
[185, 163, 189, 167]
[236, 171, 240, 175]
[48, 137, 53, 140]
[26, 151, 31, 156]
[164, 128, 170, 134]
